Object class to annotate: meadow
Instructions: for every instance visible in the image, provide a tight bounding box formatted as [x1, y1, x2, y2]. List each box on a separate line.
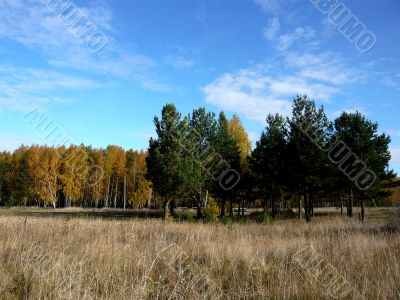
[0, 207, 399, 299]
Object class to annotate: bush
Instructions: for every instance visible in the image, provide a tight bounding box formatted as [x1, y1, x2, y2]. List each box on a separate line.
[253, 211, 271, 224]
[203, 212, 219, 224]
[5, 196, 16, 208]
[220, 216, 234, 229]
[277, 209, 297, 219]
[203, 197, 220, 216]
[78, 211, 87, 219]
[173, 213, 196, 223]
[238, 216, 246, 225]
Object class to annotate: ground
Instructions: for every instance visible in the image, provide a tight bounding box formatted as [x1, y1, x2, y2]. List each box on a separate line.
[0, 207, 399, 299]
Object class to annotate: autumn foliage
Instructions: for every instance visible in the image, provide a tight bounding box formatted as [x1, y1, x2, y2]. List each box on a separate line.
[0, 145, 151, 208]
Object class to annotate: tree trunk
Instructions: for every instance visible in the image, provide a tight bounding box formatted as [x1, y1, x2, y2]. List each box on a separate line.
[242, 198, 245, 217]
[229, 198, 233, 218]
[114, 177, 119, 208]
[298, 185, 302, 219]
[105, 177, 111, 208]
[304, 187, 311, 222]
[340, 195, 343, 216]
[348, 185, 353, 218]
[163, 200, 170, 221]
[263, 193, 268, 212]
[310, 188, 314, 217]
[169, 199, 175, 216]
[123, 174, 127, 210]
[220, 197, 226, 218]
[204, 190, 209, 207]
[272, 185, 277, 219]
[197, 193, 202, 219]
[360, 192, 365, 223]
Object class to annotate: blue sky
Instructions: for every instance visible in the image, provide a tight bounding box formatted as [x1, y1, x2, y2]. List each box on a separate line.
[0, 0, 399, 173]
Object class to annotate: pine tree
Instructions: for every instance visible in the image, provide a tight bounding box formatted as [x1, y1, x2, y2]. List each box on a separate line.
[251, 114, 288, 218]
[146, 104, 186, 220]
[186, 107, 217, 218]
[334, 112, 395, 222]
[287, 95, 331, 222]
[211, 112, 241, 218]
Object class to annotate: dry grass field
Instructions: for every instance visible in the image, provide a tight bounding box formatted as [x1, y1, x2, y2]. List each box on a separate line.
[0, 208, 399, 299]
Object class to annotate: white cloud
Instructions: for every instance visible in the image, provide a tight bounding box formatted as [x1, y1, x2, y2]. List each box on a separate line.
[0, 65, 100, 112]
[387, 130, 400, 138]
[263, 18, 280, 40]
[380, 76, 400, 90]
[203, 15, 362, 125]
[203, 19, 360, 124]
[285, 51, 364, 86]
[253, 0, 287, 14]
[203, 69, 292, 124]
[391, 148, 400, 163]
[262, 18, 361, 87]
[264, 19, 350, 80]
[277, 27, 316, 51]
[247, 131, 259, 148]
[0, 0, 173, 92]
[202, 64, 344, 125]
[263, 17, 316, 52]
[203, 51, 358, 125]
[267, 76, 338, 99]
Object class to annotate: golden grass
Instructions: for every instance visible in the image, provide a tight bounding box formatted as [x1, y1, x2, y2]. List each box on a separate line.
[0, 210, 399, 299]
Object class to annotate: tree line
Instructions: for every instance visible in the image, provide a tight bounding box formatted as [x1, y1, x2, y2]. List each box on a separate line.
[146, 95, 395, 222]
[0, 145, 151, 209]
[0, 95, 395, 222]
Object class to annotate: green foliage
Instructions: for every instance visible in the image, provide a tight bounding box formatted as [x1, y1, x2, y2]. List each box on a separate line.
[251, 113, 289, 217]
[149, 105, 182, 185]
[0, 96, 395, 222]
[173, 213, 196, 223]
[334, 111, 395, 192]
[78, 211, 87, 219]
[5, 195, 16, 208]
[203, 212, 219, 224]
[277, 209, 297, 219]
[211, 112, 241, 217]
[220, 216, 234, 229]
[256, 211, 271, 224]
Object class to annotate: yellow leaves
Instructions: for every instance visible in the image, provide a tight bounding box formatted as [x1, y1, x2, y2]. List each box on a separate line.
[228, 115, 252, 169]
[385, 178, 400, 206]
[105, 145, 126, 176]
[1, 144, 153, 208]
[21, 146, 59, 204]
[126, 150, 151, 209]
[129, 179, 152, 209]
[58, 145, 89, 202]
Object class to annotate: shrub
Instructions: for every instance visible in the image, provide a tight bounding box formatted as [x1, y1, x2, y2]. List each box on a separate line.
[203, 197, 220, 216]
[203, 212, 219, 224]
[5, 196, 16, 208]
[277, 209, 297, 219]
[173, 213, 196, 223]
[253, 211, 271, 224]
